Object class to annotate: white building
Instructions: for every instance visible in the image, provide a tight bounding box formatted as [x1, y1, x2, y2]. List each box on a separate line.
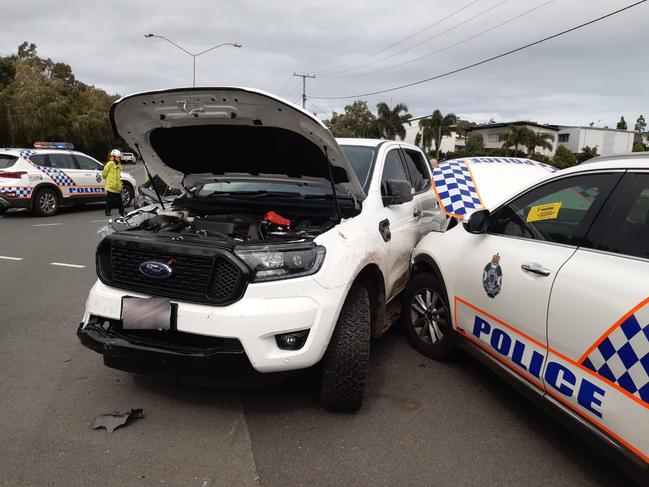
[403, 117, 464, 155]
[466, 121, 635, 157]
[556, 126, 634, 156]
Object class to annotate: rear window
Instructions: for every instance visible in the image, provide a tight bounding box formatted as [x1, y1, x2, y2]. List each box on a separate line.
[0, 155, 17, 169]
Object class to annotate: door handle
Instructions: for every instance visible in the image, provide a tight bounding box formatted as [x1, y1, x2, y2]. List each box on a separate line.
[413, 208, 422, 218]
[521, 263, 551, 276]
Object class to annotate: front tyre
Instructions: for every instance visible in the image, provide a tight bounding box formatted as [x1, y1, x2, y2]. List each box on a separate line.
[401, 272, 455, 360]
[32, 188, 60, 217]
[320, 282, 370, 412]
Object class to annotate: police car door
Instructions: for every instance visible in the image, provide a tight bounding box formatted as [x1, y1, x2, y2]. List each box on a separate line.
[42, 153, 83, 200]
[547, 171, 649, 465]
[379, 147, 418, 298]
[453, 172, 621, 392]
[73, 153, 107, 197]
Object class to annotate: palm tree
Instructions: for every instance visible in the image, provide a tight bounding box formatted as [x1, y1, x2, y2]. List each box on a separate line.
[375, 102, 412, 140]
[419, 110, 457, 159]
[525, 131, 555, 157]
[502, 125, 533, 156]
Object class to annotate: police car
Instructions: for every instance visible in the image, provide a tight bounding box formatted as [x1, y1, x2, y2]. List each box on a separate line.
[0, 142, 138, 216]
[403, 154, 649, 482]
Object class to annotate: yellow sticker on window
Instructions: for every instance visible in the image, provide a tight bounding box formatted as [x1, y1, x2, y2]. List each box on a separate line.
[526, 202, 563, 222]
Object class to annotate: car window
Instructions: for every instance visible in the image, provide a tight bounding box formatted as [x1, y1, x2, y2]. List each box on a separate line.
[74, 154, 101, 170]
[595, 174, 649, 260]
[30, 154, 50, 167]
[488, 173, 619, 245]
[402, 148, 430, 193]
[0, 155, 18, 169]
[48, 153, 76, 170]
[339, 145, 376, 191]
[381, 149, 409, 196]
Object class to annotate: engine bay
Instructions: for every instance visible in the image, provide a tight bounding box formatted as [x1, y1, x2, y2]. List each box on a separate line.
[112, 208, 336, 245]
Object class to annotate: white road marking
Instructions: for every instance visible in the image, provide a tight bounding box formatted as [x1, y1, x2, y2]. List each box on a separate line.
[0, 256, 23, 261]
[91, 219, 109, 223]
[32, 223, 62, 227]
[50, 262, 86, 269]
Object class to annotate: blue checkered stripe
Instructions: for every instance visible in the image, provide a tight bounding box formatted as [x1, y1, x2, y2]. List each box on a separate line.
[19, 150, 35, 160]
[582, 305, 649, 405]
[0, 186, 32, 198]
[35, 165, 75, 186]
[432, 161, 483, 216]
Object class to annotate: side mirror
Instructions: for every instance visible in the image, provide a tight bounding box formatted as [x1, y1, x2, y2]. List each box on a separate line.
[382, 179, 414, 206]
[463, 209, 490, 234]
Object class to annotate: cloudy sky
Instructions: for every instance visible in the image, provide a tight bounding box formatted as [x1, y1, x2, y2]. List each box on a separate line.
[2, 0, 648, 127]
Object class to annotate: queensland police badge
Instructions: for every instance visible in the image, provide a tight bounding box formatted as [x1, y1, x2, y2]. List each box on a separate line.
[482, 254, 502, 298]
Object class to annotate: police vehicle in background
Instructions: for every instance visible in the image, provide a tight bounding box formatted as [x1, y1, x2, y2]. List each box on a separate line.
[403, 154, 649, 482]
[0, 142, 138, 216]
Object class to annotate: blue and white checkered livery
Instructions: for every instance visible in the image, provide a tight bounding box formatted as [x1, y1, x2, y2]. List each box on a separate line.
[19, 150, 35, 160]
[0, 187, 32, 198]
[34, 165, 76, 186]
[432, 160, 483, 217]
[582, 302, 649, 406]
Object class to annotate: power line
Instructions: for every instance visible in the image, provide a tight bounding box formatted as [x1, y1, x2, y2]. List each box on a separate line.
[293, 72, 316, 109]
[311, 0, 483, 74]
[276, 74, 294, 96]
[311, 0, 647, 100]
[336, 0, 554, 79]
[320, 0, 511, 77]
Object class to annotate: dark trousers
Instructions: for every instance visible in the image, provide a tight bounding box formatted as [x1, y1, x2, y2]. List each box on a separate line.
[105, 191, 125, 216]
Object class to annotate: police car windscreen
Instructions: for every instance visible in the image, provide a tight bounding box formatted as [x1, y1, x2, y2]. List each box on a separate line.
[0, 155, 18, 169]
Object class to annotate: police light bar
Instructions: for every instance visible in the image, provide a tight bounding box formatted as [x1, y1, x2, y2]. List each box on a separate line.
[33, 141, 74, 150]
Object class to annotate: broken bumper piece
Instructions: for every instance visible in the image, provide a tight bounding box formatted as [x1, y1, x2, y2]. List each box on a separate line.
[77, 318, 300, 388]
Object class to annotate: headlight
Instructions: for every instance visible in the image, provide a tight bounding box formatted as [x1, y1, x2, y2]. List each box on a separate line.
[234, 243, 326, 282]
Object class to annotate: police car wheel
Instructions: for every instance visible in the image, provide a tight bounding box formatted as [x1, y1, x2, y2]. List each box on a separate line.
[320, 282, 370, 412]
[402, 272, 455, 360]
[121, 184, 134, 208]
[32, 188, 60, 217]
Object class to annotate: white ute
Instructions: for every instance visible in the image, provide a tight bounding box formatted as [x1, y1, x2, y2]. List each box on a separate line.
[402, 154, 649, 481]
[77, 87, 437, 411]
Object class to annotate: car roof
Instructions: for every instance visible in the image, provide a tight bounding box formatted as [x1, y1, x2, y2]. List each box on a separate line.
[559, 154, 649, 175]
[0, 148, 95, 158]
[336, 138, 422, 151]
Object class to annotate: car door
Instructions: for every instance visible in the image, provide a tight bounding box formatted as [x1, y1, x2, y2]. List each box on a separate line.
[378, 147, 419, 299]
[400, 146, 436, 238]
[453, 172, 622, 391]
[73, 153, 107, 197]
[547, 172, 649, 465]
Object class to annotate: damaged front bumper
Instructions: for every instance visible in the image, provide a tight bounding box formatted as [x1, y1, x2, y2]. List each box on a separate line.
[77, 318, 299, 388]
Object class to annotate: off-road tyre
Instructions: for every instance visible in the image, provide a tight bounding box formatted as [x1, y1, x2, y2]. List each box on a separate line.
[320, 282, 370, 412]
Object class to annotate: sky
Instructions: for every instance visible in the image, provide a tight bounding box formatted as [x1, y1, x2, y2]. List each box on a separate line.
[2, 0, 648, 127]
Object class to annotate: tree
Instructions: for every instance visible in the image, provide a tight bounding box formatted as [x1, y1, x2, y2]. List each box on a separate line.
[502, 125, 533, 156]
[464, 134, 484, 155]
[417, 109, 457, 159]
[375, 102, 411, 141]
[616, 116, 627, 130]
[577, 146, 598, 163]
[525, 131, 555, 157]
[635, 115, 647, 133]
[553, 145, 576, 169]
[633, 142, 647, 152]
[325, 100, 378, 138]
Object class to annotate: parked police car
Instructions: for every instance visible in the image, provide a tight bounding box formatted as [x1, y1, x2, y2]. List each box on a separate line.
[403, 154, 649, 481]
[77, 87, 438, 412]
[0, 142, 138, 216]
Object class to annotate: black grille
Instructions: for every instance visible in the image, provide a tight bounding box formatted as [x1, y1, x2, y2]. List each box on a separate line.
[97, 236, 248, 304]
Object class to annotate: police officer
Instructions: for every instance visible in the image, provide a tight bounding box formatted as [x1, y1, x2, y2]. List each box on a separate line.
[103, 149, 125, 217]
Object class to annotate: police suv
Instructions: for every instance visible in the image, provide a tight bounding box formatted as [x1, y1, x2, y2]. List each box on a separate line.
[403, 154, 649, 481]
[0, 142, 138, 216]
[77, 87, 438, 412]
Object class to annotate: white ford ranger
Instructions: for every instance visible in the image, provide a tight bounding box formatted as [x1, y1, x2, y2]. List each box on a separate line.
[77, 87, 437, 411]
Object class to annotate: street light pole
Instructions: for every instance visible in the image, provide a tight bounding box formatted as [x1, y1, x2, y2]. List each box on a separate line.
[144, 34, 242, 87]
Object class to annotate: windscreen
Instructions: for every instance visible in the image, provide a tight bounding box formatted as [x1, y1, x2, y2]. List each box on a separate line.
[339, 145, 377, 191]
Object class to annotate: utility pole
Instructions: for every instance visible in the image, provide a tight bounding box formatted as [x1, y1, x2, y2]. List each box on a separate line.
[293, 73, 316, 109]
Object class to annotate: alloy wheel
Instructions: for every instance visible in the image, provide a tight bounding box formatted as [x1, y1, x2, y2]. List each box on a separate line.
[410, 288, 448, 345]
[39, 192, 56, 214]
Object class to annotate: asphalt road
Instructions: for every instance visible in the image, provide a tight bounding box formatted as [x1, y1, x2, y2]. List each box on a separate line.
[0, 172, 635, 486]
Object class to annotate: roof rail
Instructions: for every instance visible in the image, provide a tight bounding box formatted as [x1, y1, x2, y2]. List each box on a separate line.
[581, 152, 649, 164]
